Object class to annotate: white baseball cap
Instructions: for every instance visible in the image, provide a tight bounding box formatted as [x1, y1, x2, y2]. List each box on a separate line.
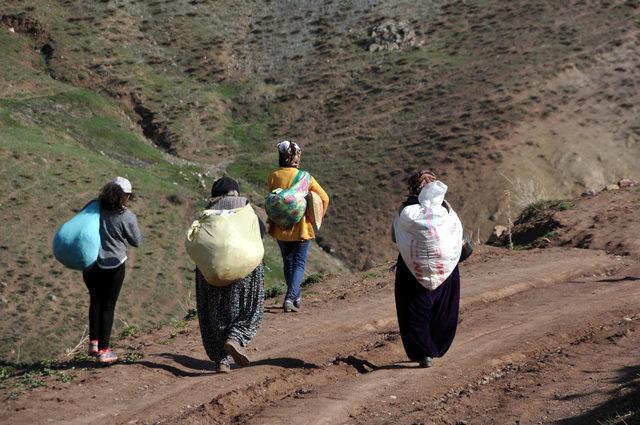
[112, 176, 132, 194]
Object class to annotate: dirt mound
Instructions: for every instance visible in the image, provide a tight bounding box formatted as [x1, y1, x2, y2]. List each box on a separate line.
[490, 185, 640, 259]
[554, 187, 640, 259]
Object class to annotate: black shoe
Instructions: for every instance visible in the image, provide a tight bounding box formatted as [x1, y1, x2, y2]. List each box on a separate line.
[419, 357, 433, 368]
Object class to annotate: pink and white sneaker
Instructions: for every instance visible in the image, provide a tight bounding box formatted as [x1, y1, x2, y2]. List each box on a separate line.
[96, 349, 118, 365]
[87, 340, 99, 357]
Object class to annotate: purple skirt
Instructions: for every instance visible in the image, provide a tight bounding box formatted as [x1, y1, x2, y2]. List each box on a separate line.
[394, 255, 460, 360]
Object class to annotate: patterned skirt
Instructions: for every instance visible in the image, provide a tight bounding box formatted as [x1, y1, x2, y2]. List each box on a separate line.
[195, 263, 265, 365]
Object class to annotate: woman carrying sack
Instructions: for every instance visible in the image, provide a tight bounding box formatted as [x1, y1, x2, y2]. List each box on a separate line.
[266, 140, 329, 313]
[193, 177, 266, 373]
[84, 177, 142, 364]
[392, 170, 462, 368]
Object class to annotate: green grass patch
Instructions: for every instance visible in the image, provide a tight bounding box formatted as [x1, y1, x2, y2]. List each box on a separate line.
[1, 359, 76, 399]
[120, 350, 144, 364]
[227, 156, 272, 186]
[215, 82, 245, 99]
[1, 89, 162, 164]
[116, 323, 140, 340]
[221, 119, 270, 149]
[265, 281, 286, 299]
[363, 271, 382, 279]
[302, 272, 324, 287]
[519, 199, 573, 223]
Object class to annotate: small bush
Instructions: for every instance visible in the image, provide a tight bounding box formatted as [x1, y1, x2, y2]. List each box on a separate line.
[518, 200, 573, 223]
[183, 308, 197, 321]
[302, 273, 324, 287]
[265, 282, 285, 299]
[120, 350, 144, 364]
[117, 323, 140, 340]
[557, 200, 573, 211]
[3, 362, 74, 397]
[16, 371, 46, 390]
[0, 365, 15, 381]
[363, 271, 382, 279]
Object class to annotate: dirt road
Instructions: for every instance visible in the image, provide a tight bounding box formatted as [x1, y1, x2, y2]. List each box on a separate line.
[2, 247, 639, 425]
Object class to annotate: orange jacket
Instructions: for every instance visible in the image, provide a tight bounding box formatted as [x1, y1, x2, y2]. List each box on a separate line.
[267, 167, 330, 241]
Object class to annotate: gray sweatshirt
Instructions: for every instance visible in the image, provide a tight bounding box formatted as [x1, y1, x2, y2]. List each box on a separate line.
[97, 207, 142, 269]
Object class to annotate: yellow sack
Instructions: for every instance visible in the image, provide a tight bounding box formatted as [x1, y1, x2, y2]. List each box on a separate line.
[186, 204, 264, 286]
[305, 191, 324, 230]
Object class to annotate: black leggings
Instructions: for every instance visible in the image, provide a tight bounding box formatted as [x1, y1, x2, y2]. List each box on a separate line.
[83, 263, 125, 350]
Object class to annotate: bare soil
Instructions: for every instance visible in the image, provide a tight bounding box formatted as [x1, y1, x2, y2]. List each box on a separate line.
[495, 187, 640, 260]
[2, 245, 638, 425]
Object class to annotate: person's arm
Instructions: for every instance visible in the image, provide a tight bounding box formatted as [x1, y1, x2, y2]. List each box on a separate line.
[267, 172, 276, 192]
[123, 211, 142, 247]
[258, 216, 266, 239]
[309, 177, 329, 213]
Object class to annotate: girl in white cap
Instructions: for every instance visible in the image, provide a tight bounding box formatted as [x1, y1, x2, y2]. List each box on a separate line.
[83, 177, 142, 364]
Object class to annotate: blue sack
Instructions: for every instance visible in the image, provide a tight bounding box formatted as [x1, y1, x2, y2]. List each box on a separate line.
[53, 200, 101, 270]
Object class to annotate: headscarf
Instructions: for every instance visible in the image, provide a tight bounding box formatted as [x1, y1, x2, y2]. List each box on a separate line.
[277, 140, 301, 167]
[210, 176, 240, 197]
[407, 169, 437, 195]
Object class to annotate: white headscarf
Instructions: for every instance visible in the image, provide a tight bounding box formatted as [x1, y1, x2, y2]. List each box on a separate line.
[277, 140, 300, 155]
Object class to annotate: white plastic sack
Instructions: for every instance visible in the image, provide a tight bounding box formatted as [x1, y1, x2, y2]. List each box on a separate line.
[393, 181, 463, 290]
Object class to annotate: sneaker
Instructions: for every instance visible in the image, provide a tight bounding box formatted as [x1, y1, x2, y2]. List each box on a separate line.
[223, 339, 250, 367]
[87, 340, 99, 357]
[216, 362, 231, 373]
[293, 298, 302, 310]
[419, 357, 433, 368]
[97, 349, 118, 365]
[283, 299, 298, 313]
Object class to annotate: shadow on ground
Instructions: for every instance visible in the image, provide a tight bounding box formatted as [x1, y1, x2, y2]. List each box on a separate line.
[556, 364, 640, 425]
[156, 353, 320, 372]
[335, 355, 418, 373]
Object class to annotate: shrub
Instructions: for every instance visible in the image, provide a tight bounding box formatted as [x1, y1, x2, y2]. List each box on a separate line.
[302, 273, 324, 287]
[518, 200, 573, 224]
[120, 350, 144, 364]
[265, 282, 285, 299]
[117, 323, 140, 340]
[183, 308, 197, 321]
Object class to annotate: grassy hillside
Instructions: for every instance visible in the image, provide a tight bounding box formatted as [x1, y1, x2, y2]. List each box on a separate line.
[2, 0, 640, 359]
[0, 27, 344, 362]
[5, 0, 640, 271]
